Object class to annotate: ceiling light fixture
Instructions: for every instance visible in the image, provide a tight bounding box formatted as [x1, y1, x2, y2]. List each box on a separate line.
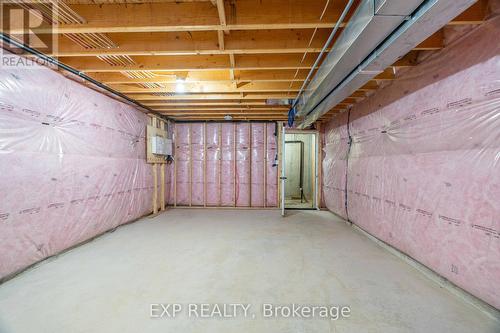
[175, 78, 185, 93]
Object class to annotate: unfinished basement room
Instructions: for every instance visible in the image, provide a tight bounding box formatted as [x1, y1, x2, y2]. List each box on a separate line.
[0, 0, 499, 332]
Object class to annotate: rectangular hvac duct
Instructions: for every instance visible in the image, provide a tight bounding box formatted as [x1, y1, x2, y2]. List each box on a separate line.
[295, 0, 424, 118]
[374, 0, 423, 15]
[298, 0, 477, 127]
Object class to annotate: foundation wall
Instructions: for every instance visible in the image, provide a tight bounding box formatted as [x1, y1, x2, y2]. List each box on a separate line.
[0, 54, 164, 280]
[321, 17, 500, 308]
[171, 122, 278, 207]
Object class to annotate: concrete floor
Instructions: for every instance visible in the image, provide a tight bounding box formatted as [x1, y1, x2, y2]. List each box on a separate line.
[0, 209, 498, 333]
[285, 197, 314, 209]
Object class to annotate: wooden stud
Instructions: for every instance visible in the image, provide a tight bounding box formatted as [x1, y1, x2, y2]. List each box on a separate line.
[174, 123, 177, 207]
[153, 163, 158, 214]
[316, 122, 323, 209]
[153, 117, 158, 211]
[149, 115, 158, 214]
[233, 122, 237, 207]
[189, 123, 192, 207]
[203, 122, 207, 207]
[249, 123, 252, 207]
[263, 123, 267, 208]
[311, 132, 316, 208]
[218, 123, 222, 206]
[146, 115, 169, 211]
[160, 119, 166, 211]
[277, 121, 283, 209]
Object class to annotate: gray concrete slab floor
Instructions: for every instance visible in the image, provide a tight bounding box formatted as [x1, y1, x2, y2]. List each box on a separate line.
[0, 209, 498, 332]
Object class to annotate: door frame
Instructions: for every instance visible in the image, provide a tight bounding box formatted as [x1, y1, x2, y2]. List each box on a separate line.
[280, 127, 320, 215]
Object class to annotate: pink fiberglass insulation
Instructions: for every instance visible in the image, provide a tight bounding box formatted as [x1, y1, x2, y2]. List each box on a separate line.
[236, 123, 251, 206]
[191, 124, 204, 206]
[250, 123, 265, 207]
[174, 124, 190, 205]
[0, 53, 165, 280]
[206, 123, 221, 206]
[322, 17, 500, 308]
[172, 122, 278, 207]
[266, 123, 278, 207]
[221, 123, 236, 206]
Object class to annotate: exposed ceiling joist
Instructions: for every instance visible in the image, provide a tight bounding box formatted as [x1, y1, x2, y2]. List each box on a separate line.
[143, 101, 285, 107]
[60, 51, 423, 73]
[128, 93, 294, 100]
[48, 28, 441, 57]
[89, 69, 311, 84]
[59, 53, 318, 72]
[4, 0, 485, 35]
[110, 81, 303, 93]
[2, 0, 486, 122]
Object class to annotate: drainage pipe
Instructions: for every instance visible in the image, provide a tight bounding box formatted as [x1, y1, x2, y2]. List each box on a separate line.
[285, 140, 305, 203]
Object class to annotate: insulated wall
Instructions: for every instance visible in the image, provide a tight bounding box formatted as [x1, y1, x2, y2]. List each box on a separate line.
[0, 53, 165, 280]
[171, 122, 278, 207]
[322, 17, 500, 308]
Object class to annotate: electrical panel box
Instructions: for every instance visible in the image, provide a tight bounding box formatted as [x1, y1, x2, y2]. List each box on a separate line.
[151, 136, 165, 155]
[146, 124, 170, 164]
[151, 136, 172, 156]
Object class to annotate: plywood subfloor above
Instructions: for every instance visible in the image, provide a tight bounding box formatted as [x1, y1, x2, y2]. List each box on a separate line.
[1, 0, 489, 120]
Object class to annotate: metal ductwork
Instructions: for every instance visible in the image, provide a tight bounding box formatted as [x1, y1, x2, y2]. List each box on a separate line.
[295, 0, 478, 128]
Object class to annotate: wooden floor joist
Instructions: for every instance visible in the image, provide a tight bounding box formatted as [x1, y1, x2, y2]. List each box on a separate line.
[2, 0, 486, 121]
[8, 0, 485, 35]
[50, 28, 441, 58]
